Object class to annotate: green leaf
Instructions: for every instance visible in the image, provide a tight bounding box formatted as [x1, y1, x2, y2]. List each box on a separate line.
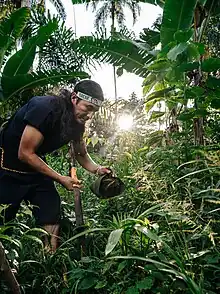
[143, 74, 157, 95]
[150, 271, 166, 281]
[177, 61, 199, 72]
[189, 250, 210, 260]
[145, 98, 160, 112]
[0, 7, 30, 39]
[174, 29, 193, 43]
[22, 207, 33, 217]
[157, 42, 176, 59]
[161, 0, 197, 47]
[95, 280, 107, 289]
[147, 59, 171, 71]
[194, 109, 209, 118]
[206, 76, 220, 89]
[24, 228, 48, 235]
[79, 277, 97, 290]
[146, 87, 173, 102]
[0, 8, 30, 71]
[205, 0, 220, 16]
[2, 70, 89, 100]
[105, 229, 124, 256]
[22, 235, 44, 247]
[117, 260, 127, 273]
[149, 111, 165, 122]
[165, 67, 184, 83]
[136, 277, 154, 290]
[211, 98, 220, 109]
[0, 234, 22, 248]
[173, 168, 213, 183]
[108, 255, 173, 270]
[199, 0, 208, 5]
[0, 204, 10, 214]
[3, 21, 58, 77]
[61, 228, 110, 248]
[90, 135, 99, 147]
[177, 111, 195, 121]
[185, 87, 205, 98]
[167, 43, 188, 61]
[195, 43, 206, 55]
[0, 226, 13, 234]
[140, 29, 160, 48]
[134, 225, 160, 241]
[126, 286, 139, 294]
[187, 43, 200, 61]
[201, 58, 220, 72]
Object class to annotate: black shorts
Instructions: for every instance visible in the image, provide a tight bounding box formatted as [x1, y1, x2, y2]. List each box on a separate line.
[0, 174, 61, 226]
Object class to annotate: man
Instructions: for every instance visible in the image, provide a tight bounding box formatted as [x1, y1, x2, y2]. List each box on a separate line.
[0, 80, 110, 251]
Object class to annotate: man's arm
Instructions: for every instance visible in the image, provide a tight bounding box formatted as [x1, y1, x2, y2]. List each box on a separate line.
[75, 152, 99, 174]
[18, 125, 80, 189]
[75, 140, 110, 175]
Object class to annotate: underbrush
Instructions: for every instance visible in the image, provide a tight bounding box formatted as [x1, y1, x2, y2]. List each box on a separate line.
[0, 144, 220, 293]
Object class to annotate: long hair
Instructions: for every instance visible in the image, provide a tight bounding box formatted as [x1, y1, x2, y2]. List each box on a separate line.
[54, 80, 104, 143]
[54, 89, 85, 143]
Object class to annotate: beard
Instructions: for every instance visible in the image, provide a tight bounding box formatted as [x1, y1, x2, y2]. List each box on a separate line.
[63, 104, 85, 143]
[54, 90, 85, 144]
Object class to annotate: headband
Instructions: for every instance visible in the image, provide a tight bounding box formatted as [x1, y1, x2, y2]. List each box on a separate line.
[77, 91, 102, 107]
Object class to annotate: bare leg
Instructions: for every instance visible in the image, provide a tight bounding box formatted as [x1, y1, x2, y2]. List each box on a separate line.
[43, 224, 60, 253]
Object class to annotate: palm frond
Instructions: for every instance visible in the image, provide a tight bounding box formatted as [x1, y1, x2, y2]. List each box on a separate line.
[2, 70, 89, 100]
[49, 0, 66, 20]
[3, 20, 58, 77]
[22, 7, 87, 73]
[139, 28, 160, 48]
[126, 1, 141, 24]
[39, 20, 85, 72]
[72, 0, 164, 7]
[0, 7, 30, 70]
[0, 7, 30, 40]
[72, 37, 154, 77]
[95, 3, 109, 30]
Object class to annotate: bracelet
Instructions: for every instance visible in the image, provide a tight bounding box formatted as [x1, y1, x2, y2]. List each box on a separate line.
[95, 166, 102, 176]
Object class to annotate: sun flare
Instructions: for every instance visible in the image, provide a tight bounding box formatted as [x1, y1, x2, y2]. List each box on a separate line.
[117, 114, 134, 131]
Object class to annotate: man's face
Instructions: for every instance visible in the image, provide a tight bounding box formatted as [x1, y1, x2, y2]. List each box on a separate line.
[72, 98, 99, 124]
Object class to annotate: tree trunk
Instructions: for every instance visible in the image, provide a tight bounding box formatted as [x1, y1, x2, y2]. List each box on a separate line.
[110, 1, 118, 118]
[193, 71, 205, 146]
[194, 117, 204, 145]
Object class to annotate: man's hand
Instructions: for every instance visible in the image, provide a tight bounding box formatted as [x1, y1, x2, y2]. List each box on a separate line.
[96, 166, 112, 176]
[59, 175, 81, 190]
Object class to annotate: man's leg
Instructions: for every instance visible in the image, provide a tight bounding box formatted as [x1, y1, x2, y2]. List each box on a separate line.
[27, 177, 61, 253]
[0, 175, 24, 227]
[43, 224, 60, 252]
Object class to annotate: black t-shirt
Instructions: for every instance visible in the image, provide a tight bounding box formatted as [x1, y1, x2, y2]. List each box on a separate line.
[0, 95, 83, 179]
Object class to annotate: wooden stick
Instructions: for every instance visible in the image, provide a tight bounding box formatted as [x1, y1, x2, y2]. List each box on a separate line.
[69, 141, 86, 254]
[0, 241, 21, 294]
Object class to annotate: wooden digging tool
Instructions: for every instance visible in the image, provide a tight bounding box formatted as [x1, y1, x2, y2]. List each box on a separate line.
[69, 141, 86, 255]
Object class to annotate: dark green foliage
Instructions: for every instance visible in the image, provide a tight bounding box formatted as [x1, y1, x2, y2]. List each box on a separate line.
[72, 36, 154, 77]
[0, 7, 89, 103]
[1, 1, 220, 293]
